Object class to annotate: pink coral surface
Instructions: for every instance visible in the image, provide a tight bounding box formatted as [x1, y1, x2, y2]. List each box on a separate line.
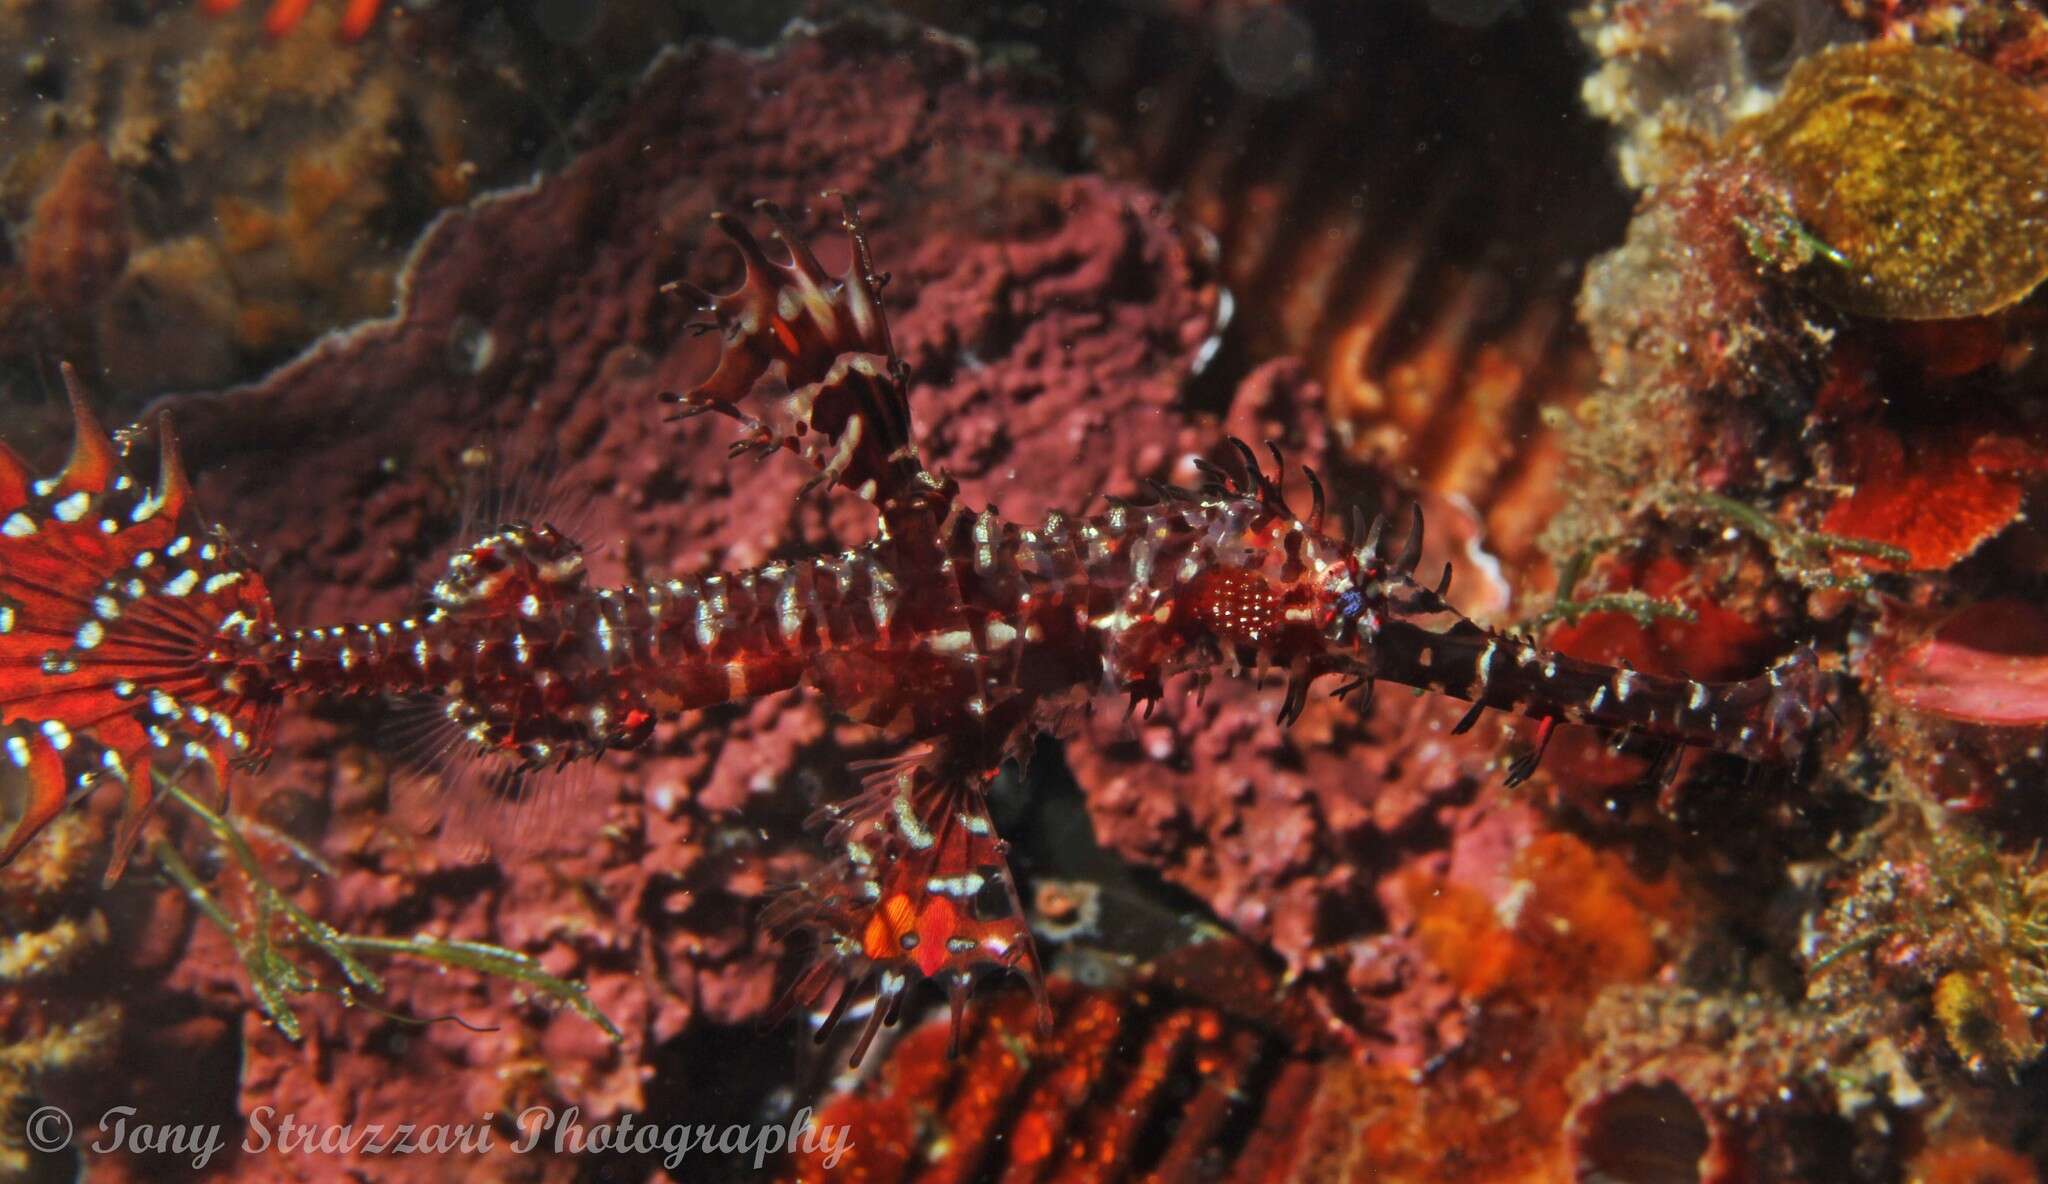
[1883, 599, 2048, 726]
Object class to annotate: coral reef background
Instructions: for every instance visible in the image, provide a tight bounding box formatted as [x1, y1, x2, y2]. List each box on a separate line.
[1, 0, 2046, 1180]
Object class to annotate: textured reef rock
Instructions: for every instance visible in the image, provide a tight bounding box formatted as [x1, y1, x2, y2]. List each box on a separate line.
[0, 0, 691, 403]
[0, 805, 121, 1183]
[1553, 1, 2048, 1176]
[1574, 0, 1859, 190]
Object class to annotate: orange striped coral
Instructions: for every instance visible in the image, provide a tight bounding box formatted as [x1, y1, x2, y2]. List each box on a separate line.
[199, 0, 381, 41]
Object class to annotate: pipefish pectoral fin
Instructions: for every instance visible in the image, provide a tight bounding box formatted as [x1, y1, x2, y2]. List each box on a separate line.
[764, 743, 1047, 1068]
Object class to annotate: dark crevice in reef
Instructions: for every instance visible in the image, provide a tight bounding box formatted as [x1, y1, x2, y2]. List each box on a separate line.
[1015, 0, 1633, 419]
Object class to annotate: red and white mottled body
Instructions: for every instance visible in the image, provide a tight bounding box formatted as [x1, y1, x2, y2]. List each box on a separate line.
[0, 205, 1822, 1062]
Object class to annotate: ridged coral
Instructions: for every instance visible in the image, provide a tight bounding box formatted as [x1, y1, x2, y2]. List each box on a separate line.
[1074, 1, 1627, 568]
[200, 0, 385, 42]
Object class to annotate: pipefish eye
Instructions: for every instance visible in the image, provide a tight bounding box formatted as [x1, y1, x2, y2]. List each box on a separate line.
[1324, 587, 1369, 641]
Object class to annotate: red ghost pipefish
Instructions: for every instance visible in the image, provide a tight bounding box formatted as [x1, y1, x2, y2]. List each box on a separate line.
[0, 203, 1827, 1065]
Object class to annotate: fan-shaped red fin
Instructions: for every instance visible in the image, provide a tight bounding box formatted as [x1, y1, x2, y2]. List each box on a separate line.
[0, 727, 71, 867]
[56, 363, 120, 495]
[0, 370, 280, 879]
[152, 413, 194, 526]
[0, 441, 27, 509]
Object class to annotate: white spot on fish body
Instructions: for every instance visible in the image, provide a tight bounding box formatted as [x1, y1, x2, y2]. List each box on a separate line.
[929, 629, 974, 656]
[696, 582, 724, 648]
[869, 568, 899, 632]
[892, 793, 934, 849]
[777, 578, 803, 642]
[927, 872, 986, 897]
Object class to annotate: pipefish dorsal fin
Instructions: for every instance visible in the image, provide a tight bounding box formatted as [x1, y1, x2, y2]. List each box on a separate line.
[660, 198, 955, 525]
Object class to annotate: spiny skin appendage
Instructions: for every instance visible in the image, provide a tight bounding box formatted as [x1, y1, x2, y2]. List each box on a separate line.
[0, 209, 1825, 1062]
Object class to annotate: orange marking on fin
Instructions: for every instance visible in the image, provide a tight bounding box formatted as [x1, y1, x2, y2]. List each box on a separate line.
[912, 893, 960, 979]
